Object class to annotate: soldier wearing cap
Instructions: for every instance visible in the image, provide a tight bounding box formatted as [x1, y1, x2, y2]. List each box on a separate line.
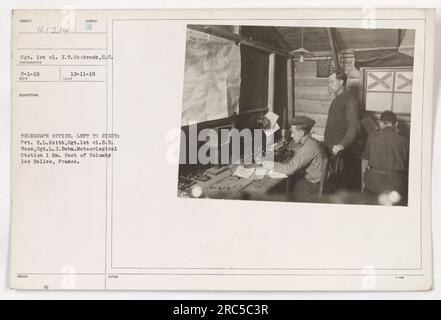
[265, 116, 325, 201]
[362, 111, 409, 201]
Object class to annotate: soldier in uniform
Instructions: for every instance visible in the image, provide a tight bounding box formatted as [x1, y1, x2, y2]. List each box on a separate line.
[362, 111, 409, 203]
[324, 70, 361, 155]
[265, 116, 325, 202]
[324, 70, 361, 190]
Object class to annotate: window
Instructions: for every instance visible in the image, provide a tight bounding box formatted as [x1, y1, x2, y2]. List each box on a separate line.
[364, 68, 413, 115]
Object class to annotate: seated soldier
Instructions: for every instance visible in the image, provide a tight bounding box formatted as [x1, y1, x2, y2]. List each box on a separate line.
[264, 116, 325, 201]
[362, 111, 409, 202]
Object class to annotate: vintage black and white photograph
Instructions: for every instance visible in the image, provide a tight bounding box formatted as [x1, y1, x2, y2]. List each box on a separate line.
[7, 7, 435, 293]
[178, 24, 415, 206]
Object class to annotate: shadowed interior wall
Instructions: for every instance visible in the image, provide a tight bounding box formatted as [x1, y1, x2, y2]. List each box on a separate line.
[239, 46, 269, 112]
[274, 55, 288, 126]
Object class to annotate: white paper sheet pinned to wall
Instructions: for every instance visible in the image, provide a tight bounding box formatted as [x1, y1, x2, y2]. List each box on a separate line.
[181, 28, 241, 126]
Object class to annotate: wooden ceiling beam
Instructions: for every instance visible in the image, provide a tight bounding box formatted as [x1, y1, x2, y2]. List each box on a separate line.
[188, 25, 291, 58]
[326, 27, 341, 72]
[272, 27, 292, 51]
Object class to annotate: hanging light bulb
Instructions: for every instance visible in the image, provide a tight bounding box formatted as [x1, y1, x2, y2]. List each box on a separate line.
[290, 27, 310, 63]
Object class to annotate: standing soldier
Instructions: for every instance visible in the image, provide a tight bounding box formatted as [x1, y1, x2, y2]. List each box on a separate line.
[324, 70, 361, 189]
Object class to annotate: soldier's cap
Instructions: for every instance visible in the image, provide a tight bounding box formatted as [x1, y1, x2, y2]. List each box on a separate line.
[290, 116, 316, 130]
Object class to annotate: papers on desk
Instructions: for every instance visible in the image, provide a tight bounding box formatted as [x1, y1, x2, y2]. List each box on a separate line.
[232, 166, 287, 180]
[232, 166, 255, 179]
[268, 170, 288, 179]
[260, 162, 288, 178]
[254, 167, 268, 176]
[250, 167, 267, 180]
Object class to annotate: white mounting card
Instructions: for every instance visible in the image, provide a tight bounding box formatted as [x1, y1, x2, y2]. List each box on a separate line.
[10, 8, 435, 291]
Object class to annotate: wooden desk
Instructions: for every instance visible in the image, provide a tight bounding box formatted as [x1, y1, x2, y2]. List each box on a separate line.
[189, 165, 287, 200]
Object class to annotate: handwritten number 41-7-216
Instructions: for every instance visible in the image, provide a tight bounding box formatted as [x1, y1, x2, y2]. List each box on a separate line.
[36, 25, 70, 33]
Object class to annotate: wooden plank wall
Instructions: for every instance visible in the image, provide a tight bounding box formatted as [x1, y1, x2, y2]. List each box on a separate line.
[294, 60, 333, 137]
